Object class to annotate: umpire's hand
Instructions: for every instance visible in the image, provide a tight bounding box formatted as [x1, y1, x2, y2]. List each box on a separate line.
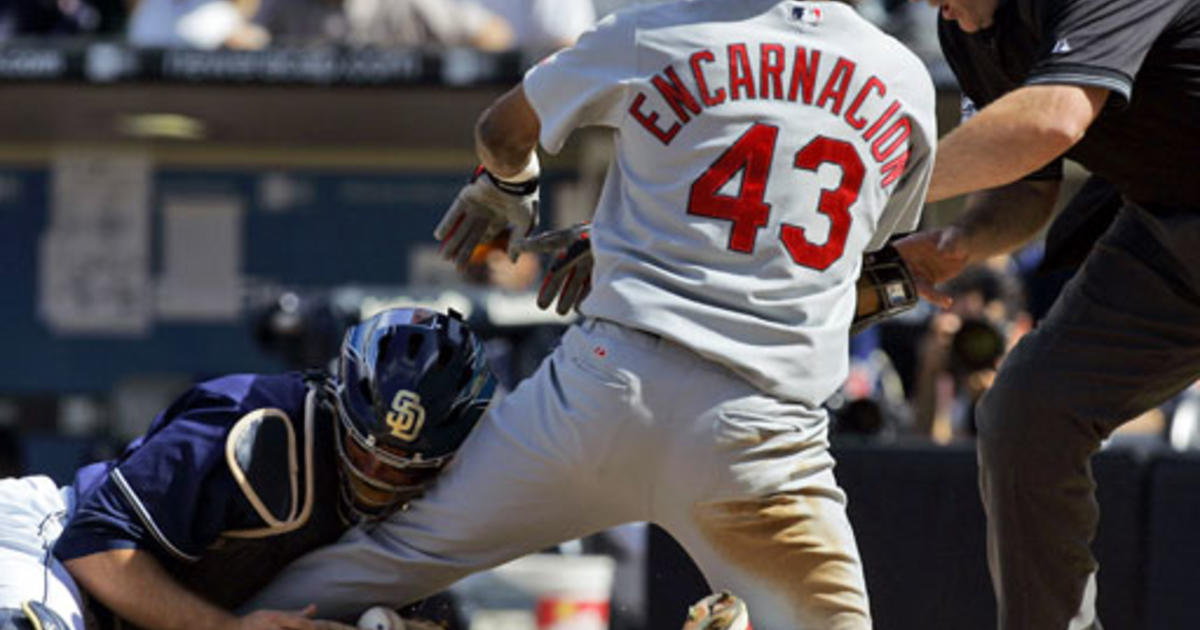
[891, 227, 964, 309]
[233, 604, 356, 630]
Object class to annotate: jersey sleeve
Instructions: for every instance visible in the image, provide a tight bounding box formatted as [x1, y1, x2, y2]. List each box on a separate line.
[866, 65, 938, 251]
[1026, 0, 1191, 106]
[522, 11, 636, 153]
[54, 378, 261, 563]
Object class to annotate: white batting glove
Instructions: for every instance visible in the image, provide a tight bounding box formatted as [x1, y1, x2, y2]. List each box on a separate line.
[434, 164, 540, 268]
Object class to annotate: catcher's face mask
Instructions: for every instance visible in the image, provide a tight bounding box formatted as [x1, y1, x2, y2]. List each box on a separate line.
[334, 408, 450, 522]
[330, 307, 493, 522]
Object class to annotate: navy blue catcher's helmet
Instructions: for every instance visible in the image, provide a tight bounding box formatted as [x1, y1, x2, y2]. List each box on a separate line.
[334, 307, 495, 520]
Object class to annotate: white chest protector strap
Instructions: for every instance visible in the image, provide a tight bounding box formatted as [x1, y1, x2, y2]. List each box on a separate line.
[221, 389, 318, 538]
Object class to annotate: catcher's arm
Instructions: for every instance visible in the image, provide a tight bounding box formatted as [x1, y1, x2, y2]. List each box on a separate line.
[65, 549, 354, 630]
[851, 243, 919, 335]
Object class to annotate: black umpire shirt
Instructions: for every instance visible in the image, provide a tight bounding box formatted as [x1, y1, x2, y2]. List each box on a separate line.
[938, 0, 1200, 208]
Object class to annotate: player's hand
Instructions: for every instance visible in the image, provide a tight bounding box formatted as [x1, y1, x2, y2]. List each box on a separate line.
[516, 224, 593, 316]
[435, 166, 540, 268]
[231, 604, 357, 630]
[892, 227, 969, 309]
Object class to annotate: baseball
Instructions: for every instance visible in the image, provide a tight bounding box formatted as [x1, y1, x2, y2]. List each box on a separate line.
[356, 606, 405, 630]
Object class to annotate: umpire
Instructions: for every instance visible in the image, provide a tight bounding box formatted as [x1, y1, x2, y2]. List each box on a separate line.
[895, 0, 1200, 628]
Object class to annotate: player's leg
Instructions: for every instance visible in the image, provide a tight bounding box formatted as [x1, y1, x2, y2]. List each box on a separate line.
[679, 445, 869, 630]
[243, 323, 644, 619]
[0, 476, 86, 630]
[646, 351, 871, 630]
[976, 205, 1200, 630]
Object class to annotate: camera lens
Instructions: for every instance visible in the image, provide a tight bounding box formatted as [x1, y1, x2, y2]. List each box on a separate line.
[950, 318, 1005, 373]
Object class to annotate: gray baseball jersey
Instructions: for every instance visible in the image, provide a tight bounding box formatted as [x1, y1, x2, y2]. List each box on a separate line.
[524, 0, 936, 405]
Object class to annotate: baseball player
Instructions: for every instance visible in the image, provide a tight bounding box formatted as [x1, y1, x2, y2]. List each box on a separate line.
[244, 1, 936, 628]
[0, 308, 494, 630]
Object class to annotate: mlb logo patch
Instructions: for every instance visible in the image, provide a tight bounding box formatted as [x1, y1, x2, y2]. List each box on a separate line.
[790, 5, 823, 27]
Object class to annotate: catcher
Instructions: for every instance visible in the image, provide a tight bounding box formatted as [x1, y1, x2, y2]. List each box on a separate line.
[0, 308, 494, 630]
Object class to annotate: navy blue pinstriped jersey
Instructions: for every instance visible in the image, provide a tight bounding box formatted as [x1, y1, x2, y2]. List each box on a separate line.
[53, 372, 350, 610]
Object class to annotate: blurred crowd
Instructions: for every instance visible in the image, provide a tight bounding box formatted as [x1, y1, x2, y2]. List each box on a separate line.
[3, 0, 1192, 458]
[2, 0, 1194, 456]
[0, 0, 943, 64]
[830, 239, 1200, 452]
[2, 0, 597, 53]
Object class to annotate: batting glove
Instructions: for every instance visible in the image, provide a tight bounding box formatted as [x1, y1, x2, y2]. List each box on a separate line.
[515, 223, 593, 316]
[851, 242, 919, 335]
[434, 165, 540, 268]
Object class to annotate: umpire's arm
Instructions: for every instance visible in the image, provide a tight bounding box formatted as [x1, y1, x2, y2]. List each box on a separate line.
[894, 179, 1060, 302]
[925, 84, 1107, 203]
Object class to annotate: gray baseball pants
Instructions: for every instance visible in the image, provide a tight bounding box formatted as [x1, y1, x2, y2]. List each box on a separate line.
[976, 204, 1200, 630]
[245, 318, 871, 629]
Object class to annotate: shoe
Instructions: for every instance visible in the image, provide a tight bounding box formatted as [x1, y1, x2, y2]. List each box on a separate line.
[681, 590, 750, 630]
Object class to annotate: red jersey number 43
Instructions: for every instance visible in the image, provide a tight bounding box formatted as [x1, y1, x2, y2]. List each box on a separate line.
[686, 122, 864, 271]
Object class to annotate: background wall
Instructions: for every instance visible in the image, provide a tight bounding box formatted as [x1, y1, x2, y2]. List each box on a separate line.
[649, 444, 1200, 630]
